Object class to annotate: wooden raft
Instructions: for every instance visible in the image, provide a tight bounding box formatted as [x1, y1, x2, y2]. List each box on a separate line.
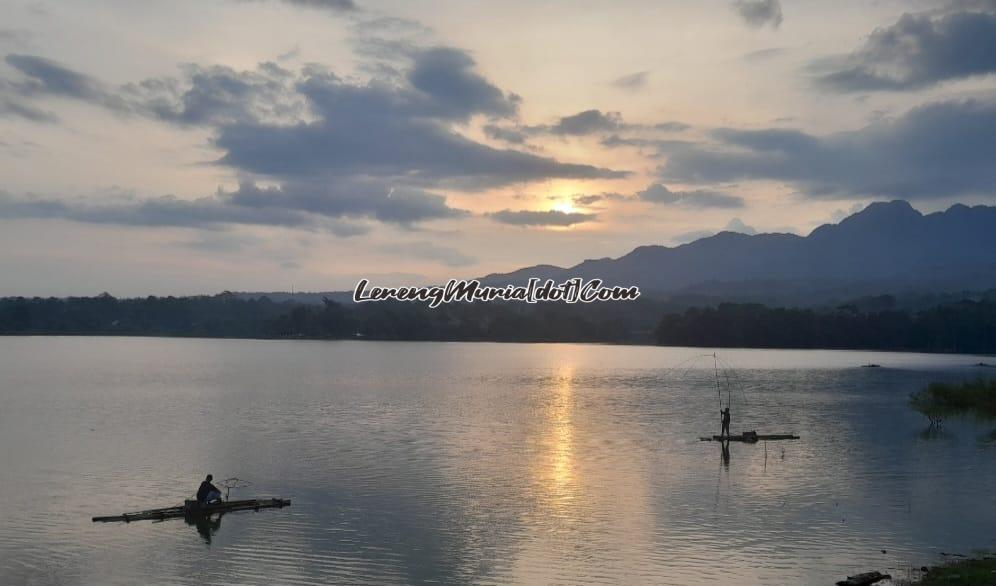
[699, 431, 800, 443]
[836, 571, 891, 586]
[92, 497, 291, 523]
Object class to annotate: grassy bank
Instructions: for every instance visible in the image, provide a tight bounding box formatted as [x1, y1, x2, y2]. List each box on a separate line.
[915, 555, 996, 585]
[909, 379, 996, 424]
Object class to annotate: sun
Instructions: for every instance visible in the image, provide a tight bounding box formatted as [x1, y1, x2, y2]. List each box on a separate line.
[551, 200, 577, 214]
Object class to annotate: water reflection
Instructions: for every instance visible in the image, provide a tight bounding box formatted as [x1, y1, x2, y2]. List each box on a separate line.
[185, 512, 224, 545]
[537, 367, 577, 513]
[2, 338, 996, 585]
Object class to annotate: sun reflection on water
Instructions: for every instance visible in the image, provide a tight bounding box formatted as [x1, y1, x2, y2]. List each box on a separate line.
[538, 366, 577, 513]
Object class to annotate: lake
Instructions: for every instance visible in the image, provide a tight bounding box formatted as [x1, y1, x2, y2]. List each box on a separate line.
[0, 337, 994, 585]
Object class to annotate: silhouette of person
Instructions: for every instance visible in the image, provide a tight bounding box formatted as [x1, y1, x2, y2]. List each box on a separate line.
[197, 474, 222, 505]
[721, 407, 731, 437]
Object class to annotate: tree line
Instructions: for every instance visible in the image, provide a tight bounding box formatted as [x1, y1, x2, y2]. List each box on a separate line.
[2, 293, 995, 353]
[655, 301, 996, 353]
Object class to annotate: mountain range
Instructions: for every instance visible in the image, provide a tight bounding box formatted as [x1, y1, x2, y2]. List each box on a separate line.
[478, 201, 996, 305]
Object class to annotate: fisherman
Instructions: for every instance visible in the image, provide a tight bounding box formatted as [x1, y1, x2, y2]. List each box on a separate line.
[197, 474, 223, 505]
[721, 407, 731, 437]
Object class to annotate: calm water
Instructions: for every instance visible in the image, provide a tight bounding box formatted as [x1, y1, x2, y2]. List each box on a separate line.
[1, 337, 994, 585]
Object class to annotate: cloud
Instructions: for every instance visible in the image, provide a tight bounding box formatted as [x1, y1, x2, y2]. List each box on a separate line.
[487, 209, 597, 227]
[1, 48, 627, 219]
[0, 178, 468, 234]
[0, 28, 33, 47]
[241, 0, 358, 12]
[510, 110, 689, 145]
[724, 217, 757, 234]
[0, 189, 324, 230]
[661, 99, 996, 199]
[135, 62, 305, 126]
[743, 47, 786, 61]
[378, 240, 476, 267]
[653, 121, 690, 132]
[732, 0, 783, 29]
[673, 217, 757, 244]
[673, 229, 715, 244]
[0, 96, 57, 122]
[483, 123, 529, 144]
[180, 232, 264, 253]
[215, 69, 624, 188]
[612, 70, 650, 91]
[816, 6, 996, 91]
[4, 54, 128, 112]
[407, 47, 518, 120]
[636, 184, 745, 208]
[571, 192, 625, 206]
[601, 135, 694, 154]
[546, 109, 622, 135]
[225, 180, 468, 225]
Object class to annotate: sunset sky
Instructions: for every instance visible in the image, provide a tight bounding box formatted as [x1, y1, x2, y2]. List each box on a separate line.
[2, 0, 995, 295]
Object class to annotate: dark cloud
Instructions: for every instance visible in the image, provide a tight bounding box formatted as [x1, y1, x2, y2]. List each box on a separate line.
[572, 192, 625, 206]
[662, 99, 996, 199]
[226, 180, 468, 225]
[0, 189, 322, 230]
[483, 123, 529, 144]
[0, 178, 466, 234]
[637, 184, 745, 208]
[378, 241, 476, 267]
[732, 0, 783, 29]
[1, 49, 627, 221]
[816, 6, 996, 92]
[547, 109, 622, 135]
[216, 69, 624, 187]
[6, 54, 101, 98]
[132, 62, 304, 126]
[653, 121, 690, 132]
[487, 209, 597, 227]
[0, 96, 57, 122]
[4, 54, 128, 111]
[506, 110, 689, 145]
[407, 47, 518, 120]
[612, 70, 650, 91]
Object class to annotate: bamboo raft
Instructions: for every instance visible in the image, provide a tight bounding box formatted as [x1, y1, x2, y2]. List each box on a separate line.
[699, 431, 800, 443]
[92, 498, 291, 523]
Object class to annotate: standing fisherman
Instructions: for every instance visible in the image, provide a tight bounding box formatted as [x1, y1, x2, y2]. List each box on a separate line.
[721, 407, 731, 437]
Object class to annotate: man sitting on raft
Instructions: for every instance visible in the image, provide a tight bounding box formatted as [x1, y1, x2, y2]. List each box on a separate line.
[197, 474, 223, 505]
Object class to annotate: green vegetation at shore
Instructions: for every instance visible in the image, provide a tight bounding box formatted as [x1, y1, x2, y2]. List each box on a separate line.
[915, 556, 996, 585]
[3, 293, 996, 352]
[909, 379, 996, 423]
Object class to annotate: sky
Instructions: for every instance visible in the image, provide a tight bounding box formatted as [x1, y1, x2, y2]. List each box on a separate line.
[1, 0, 995, 296]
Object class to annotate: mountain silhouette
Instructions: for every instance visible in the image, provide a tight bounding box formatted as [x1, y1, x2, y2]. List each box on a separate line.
[480, 201, 996, 300]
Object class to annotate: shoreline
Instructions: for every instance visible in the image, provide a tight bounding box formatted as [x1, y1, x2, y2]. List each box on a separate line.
[1, 331, 995, 357]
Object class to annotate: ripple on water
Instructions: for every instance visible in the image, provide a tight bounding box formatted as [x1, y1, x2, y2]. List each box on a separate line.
[1, 338, 994, 584]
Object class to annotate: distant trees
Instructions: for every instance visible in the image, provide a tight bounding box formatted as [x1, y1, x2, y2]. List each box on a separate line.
[0, 294, 644, 343]
[655, 301, 996, 353]
[3, 293, 996, 353]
